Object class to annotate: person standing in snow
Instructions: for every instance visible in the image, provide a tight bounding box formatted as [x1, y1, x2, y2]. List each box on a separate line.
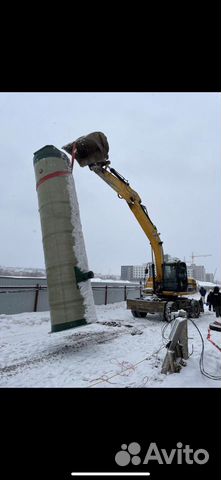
[206, 290, 215, 311]
[199, 286, 206, 304]
[209, 286, 221, 331]
[211, 286, 221, 317]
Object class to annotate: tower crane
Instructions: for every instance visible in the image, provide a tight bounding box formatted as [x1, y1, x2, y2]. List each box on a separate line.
[190, 253, 212, 265]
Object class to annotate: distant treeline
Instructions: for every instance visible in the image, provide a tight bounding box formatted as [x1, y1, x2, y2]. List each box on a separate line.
[0, 266, 46, 277]
[0, 267, 120, 280]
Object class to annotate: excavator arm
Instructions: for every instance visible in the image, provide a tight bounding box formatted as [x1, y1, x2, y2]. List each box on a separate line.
[62, 131, 164, 288]
[89, 164, 164, 287]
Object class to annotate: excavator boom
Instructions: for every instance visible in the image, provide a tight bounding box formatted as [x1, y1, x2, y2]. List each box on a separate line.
[63, 132, 164, 286]
[90, 164, 164, 286]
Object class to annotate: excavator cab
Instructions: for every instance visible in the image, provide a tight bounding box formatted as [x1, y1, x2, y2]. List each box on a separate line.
[163, 262, 188, 292]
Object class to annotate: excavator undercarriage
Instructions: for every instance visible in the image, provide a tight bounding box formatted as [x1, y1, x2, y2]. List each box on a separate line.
[127, 296, 201, 322]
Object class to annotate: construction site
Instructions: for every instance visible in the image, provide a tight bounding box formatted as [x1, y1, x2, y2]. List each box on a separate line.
[0, 129, 220, 387]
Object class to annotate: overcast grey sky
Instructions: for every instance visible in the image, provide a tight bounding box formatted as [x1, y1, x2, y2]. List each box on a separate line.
[0, 93, 220, 279]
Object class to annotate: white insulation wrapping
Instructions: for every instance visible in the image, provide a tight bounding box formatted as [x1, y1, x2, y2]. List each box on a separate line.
[67, 175, 97, 323]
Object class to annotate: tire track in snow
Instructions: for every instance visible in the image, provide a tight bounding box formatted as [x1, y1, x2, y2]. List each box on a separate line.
[0, 328, 130, 379]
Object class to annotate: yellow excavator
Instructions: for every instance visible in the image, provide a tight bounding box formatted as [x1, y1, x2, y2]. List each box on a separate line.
[62, 132, 201, 321]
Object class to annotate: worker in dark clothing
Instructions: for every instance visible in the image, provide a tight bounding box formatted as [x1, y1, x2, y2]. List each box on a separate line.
[199, 286, 207, 304]
[211, 286, 221, 317]
[198, 298, 204, 312]
[206, 290, 215, 311]
[209, 286, 221, 332]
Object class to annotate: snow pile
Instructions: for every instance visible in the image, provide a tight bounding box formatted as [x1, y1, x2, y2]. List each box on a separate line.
[197, 281, 220, 288]
[92, 278, 138, 284]
[67, 175, 97, 324]
[0, 298, 220, 388]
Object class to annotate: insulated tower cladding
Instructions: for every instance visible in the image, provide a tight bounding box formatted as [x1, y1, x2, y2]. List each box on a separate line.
[33, 145, 97, 332]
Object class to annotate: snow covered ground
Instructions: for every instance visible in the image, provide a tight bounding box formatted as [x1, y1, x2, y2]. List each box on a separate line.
[0, 297, 220, 388]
